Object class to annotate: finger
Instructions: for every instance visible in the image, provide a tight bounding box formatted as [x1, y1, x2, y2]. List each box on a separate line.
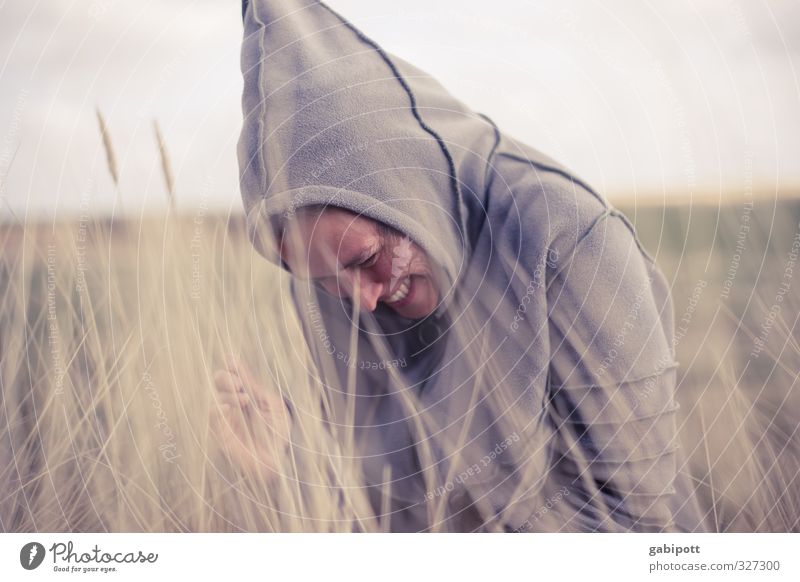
[224, 352, 243, 376]
[214, 370, 244, 393]
[253, 392, 289, 420]
[214, 369, 240, 392]
[252, 398, 291, 433]
[223, 352, 236, 368]
[251, 389, 276, 408]
[214, 390, 253, 408]
[225, 353, 258, 391]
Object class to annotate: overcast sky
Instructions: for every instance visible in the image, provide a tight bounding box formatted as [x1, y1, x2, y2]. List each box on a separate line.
[1, 0, 798, 220]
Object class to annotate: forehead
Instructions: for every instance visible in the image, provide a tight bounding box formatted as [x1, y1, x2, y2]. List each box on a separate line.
[281, 207, 378, 276]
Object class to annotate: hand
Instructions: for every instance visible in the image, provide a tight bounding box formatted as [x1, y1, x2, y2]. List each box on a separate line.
[210, 353, 292, 482]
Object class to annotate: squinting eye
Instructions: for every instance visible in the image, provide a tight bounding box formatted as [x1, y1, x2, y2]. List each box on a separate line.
[355, 251, 379, 269]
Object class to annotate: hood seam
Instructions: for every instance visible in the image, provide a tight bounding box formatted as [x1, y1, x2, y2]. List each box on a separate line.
[497, 150, 607, 210]
[317, 0, 469, 259]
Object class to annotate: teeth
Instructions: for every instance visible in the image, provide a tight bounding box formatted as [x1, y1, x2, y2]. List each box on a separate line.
[386, 277, 410, 303]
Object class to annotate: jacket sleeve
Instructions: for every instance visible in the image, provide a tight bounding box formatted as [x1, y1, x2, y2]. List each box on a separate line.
[544, 208, 681, 532]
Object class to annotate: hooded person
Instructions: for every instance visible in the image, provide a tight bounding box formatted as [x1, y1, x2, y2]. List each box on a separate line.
[237, 0, 707, 533]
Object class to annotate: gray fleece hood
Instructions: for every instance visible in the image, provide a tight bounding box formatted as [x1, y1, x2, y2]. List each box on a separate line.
[238, 0, 501, 293]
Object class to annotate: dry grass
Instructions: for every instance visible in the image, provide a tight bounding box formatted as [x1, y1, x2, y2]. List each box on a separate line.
[624, 197, 800, 531]
[0, 196, 798, 532]
[153, 121, 176, 212]
[0, 215, 379, 532]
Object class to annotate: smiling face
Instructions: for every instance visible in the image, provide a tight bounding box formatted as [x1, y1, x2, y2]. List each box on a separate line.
[279, 206, 441, 320]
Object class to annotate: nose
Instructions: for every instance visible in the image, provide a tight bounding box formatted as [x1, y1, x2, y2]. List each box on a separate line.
[352, 274, 384, 313]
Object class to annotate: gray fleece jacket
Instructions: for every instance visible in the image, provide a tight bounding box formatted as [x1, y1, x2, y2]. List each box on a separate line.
[237, 0, 707, 532]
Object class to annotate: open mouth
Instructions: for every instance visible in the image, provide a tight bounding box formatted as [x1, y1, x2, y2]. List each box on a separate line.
[385, 276, 412, 306]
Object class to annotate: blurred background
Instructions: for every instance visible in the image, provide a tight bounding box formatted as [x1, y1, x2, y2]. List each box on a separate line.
[1, 0, 799, 217]
[1, 0, 798, 532]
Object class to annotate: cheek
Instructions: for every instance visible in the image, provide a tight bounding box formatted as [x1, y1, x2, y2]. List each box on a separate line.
[422, 277, 438, 304]
[373, 253, 395, 280]
[415, 258, 438, 292]
[409, 247, 431, 272]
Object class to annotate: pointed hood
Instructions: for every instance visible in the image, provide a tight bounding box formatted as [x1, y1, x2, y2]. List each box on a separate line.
[237, 0, 500, 292]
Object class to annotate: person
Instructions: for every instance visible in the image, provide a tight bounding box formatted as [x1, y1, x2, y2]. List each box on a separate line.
[216, 0, 708, 533]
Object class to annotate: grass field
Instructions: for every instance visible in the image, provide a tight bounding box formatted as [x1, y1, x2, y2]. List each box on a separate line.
[1, 195, 798, 532]
[623, 196, 800, 531]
